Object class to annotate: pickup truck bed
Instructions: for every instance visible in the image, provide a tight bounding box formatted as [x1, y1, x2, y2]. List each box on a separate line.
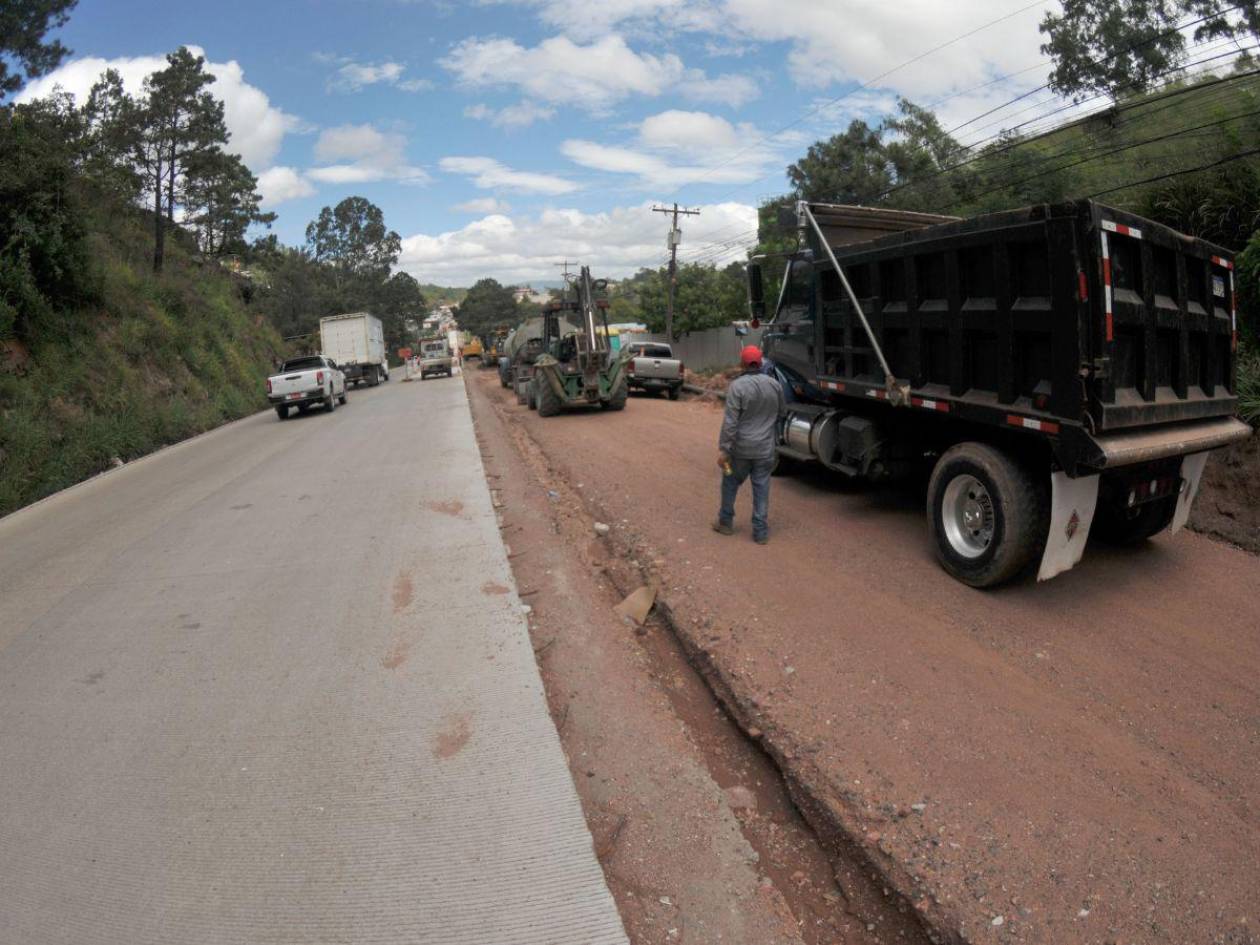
[624, 342, 684, 399]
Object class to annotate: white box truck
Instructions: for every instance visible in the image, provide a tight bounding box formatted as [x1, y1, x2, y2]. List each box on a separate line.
[319, 313, 390, 387]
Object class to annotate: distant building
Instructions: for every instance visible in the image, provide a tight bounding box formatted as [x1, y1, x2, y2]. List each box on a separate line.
[512, 285, 551, 305]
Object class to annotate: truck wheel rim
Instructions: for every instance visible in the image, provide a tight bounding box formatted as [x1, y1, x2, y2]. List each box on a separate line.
[942, 474, 994, 559]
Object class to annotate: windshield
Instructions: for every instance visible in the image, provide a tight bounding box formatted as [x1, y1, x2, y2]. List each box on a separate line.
[422, 343, 446, 355]
[281, 356, 324, 372]
[633, 344, 673, 358]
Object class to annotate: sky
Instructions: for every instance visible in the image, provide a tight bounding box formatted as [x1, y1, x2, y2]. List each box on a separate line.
[17, 0, 1064, 287]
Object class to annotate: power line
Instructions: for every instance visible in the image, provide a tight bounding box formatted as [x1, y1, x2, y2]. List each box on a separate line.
[664, 0, 1049, 197]
[1089, 143, 1260, 197]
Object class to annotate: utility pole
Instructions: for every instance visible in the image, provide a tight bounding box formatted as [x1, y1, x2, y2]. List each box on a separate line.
[554, 259, 579, 286]
[652, 203, 700, 340]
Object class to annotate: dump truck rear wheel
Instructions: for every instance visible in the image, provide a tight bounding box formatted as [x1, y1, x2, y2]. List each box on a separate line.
[275, 405, 289, 420]
[1092, 496, 1176, 544]
[927, 442, 1047, 588]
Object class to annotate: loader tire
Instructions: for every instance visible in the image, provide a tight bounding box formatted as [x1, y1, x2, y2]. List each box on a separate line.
[536, 376, 562, 417]
[601, 377, 628, 411]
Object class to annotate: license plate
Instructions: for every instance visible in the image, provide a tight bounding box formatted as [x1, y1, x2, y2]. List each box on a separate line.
[287, 392, 302, 400]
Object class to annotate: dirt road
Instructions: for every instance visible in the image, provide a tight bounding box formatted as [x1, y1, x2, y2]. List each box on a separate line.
[468, 369, 1259, 945]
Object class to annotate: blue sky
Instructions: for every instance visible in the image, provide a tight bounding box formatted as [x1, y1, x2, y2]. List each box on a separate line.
[20, 0, 1061, 285]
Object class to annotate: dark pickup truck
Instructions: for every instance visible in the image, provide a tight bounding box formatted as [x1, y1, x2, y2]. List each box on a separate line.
[748, 200, 1251, 587]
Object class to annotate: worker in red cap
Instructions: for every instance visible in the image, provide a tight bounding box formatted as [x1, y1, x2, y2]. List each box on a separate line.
[714, 344, 785, 544]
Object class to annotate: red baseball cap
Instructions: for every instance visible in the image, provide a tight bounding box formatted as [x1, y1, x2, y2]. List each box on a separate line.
[740, 345, 763, 368]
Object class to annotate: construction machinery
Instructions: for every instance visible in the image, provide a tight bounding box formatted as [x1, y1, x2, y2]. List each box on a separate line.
[529, 266, 630, 416]
[481, 325, 510, 370]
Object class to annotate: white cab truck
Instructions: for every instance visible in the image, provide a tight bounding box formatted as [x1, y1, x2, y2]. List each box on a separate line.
[419, 338, 454, 379]
[267, 355, 347, 419]
[319, 313, 390, 387]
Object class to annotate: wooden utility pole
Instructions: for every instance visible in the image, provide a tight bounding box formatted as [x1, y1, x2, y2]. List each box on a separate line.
[652, 204, 700, 340]
[554, 259, 579, 286]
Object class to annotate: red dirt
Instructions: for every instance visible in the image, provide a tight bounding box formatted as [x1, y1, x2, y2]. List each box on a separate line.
[468, 370, 1260, 945]
[468, 374, 919, 945]
[1192, 430, 1260, 553]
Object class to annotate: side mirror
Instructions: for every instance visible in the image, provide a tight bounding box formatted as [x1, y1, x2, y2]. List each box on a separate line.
[747, 262, 766, 321]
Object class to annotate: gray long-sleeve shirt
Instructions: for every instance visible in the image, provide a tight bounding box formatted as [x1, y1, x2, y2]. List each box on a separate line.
[719, 370, 786, 460]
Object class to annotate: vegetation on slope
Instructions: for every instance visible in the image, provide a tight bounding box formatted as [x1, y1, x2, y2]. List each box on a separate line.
[0, 209, 283, 517]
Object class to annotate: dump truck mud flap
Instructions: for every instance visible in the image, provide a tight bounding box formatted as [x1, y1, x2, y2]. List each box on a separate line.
[1037, 471, 1100, 582]
[1170, 451, 1210, 536]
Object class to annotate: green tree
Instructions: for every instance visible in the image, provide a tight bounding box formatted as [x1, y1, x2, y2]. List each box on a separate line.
[1040, 0, 1260, 101]
[0, 96, 97, 340]
[135, 47, 227, 271]
[183, 149, 273, 256]
[372, 271, 427, 353]
[305, 196, 401, 295]
[81, 68, 142, 203]
[456, 278, 518, 337]
[0, 0, 78, 97]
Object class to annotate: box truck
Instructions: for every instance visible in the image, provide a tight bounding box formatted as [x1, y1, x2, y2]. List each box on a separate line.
[319, 313, 390, 387]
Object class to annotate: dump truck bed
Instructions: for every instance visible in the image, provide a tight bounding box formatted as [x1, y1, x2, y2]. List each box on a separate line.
[786, 200, 1240, 471]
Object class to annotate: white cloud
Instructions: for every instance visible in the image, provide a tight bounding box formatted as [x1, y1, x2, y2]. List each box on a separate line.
[454, 197, 512, 213]
[442, 32, 756, 111]
[324, 57, 435, 93]
[490, 0, 724, 42]
[309, 124, 430, 184]
[256, 166, 315, 206]
[16, 47, 301, 170]
[561, 109, 786, 190]
[398, 200, 757, 286]
[464, 101, 557, 129]
[442, 34, 679, 111]
[720, 0, 1050, 101]
[439, 156, 580, 195]
[680, 68, 759, 107]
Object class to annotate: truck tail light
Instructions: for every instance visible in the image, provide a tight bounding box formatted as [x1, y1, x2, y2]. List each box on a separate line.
[266, 378, 272, 394]
[627, 363, 635, 376]
[678, 361, 685, 377]
[316, 371, 324, 384]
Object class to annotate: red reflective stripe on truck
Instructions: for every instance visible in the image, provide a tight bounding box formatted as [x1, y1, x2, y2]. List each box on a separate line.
[1101, 219, 1142, 239]
[1101, 233, 1114, 343]
[1078, 271, 1088, 302]
[1006, 414, 1060, 435]
[821, 380, 845, 392]
[1212, 255, 1234, 270]
[911, 397, 950, 413]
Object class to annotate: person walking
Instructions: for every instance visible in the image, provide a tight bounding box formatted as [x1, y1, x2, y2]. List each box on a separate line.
[714, 345, 786, 544]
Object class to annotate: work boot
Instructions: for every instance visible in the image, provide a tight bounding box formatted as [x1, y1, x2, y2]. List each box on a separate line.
[712, 520, 733, 536]
[753, 533, 769, 545]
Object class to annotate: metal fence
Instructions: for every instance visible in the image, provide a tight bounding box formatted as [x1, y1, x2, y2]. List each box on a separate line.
[617, 325, 765, 373]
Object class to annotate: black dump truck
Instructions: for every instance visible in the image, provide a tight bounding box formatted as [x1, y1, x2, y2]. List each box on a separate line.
[748, 201, 1251, 587]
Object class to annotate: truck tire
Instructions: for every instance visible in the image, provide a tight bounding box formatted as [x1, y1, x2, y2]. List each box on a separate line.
[338, 389, 347, 405]
[1092, 496, 1176, 544]
[527, 379, 539, 411]
[927, 442, 1047, 588]
[369, 368, 380, 387]
[667, 384, 681, 401]
[536, 376, 561, 417]
[602, 377, 628, 411]
[325, 389, 337, 413]
[275, 405, 289, 420]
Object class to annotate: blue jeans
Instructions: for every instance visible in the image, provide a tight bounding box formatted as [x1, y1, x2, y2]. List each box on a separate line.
[719, 456, 775, 539]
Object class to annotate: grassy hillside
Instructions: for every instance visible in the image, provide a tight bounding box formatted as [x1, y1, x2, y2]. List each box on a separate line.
[0, 214, 284, 517]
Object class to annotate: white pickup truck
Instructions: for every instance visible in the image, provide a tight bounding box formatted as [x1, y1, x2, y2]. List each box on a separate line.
[266, 355, 347, 420]
[624, 342, 685, 400]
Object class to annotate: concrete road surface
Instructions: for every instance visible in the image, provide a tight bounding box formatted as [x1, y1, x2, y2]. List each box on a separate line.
[0, 375, 627, 945]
